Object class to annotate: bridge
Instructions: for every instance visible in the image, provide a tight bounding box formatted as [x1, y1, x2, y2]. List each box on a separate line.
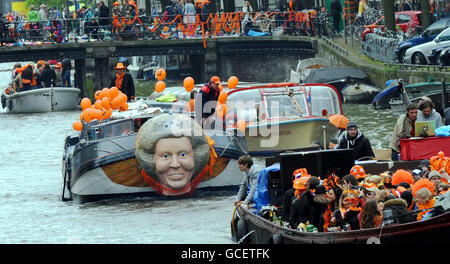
[0, 36, 317, 95]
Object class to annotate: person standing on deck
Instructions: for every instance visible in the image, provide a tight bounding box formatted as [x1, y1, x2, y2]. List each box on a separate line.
[110, 62, 135, 101]
[337, 121, 375, 161]
[389, 103, 419, 161]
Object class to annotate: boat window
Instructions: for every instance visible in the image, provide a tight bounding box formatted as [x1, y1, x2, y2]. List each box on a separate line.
[264, 93, 307, 118]
[309, 87, 340, 116]
[100, 120, 134, 139]
[227, 89, 262, 122]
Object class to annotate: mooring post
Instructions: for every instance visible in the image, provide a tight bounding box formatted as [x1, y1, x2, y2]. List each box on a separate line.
[74, 59, 86, 99]
[442, 78, 447, 112]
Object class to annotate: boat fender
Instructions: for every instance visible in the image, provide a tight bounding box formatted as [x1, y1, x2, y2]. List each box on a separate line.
[236, 218, 248, 243]
[8, 99, 13, 112]
[270, 233, 282, 244]
[1, 94, 5, 109]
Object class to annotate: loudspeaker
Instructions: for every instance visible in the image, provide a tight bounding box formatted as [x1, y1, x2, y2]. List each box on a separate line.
[267, 170, 283, 207]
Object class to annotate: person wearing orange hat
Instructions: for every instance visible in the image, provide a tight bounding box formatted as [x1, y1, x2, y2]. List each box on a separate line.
[350, 164, 367, 184]
[289, 175, 320, 228]
[280, 168, 310, 223]
[109, 62, 135, 101]
[195, 75, 222, 128]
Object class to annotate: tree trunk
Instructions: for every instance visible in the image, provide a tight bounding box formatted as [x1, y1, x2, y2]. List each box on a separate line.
[420, 0, 431, 30]
[382, 0, 395, 32]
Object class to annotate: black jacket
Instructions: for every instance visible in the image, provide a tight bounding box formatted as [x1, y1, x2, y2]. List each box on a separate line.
[61, 58, 71, 72]
[110, 73, 135, 100]
[281, 188, 296, 222]
[337, 130, 375, 160]
[196, 83, 220, 119]
[333, 208, 360, 231]
[99, 5, 111, 25]
[40, 67, 57, 87]
[289, 191, 327, 228]
[383, 198, 415, 224]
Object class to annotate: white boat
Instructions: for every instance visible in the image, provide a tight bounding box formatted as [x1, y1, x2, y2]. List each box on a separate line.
[127, 56, 141, 80]
[290, 58, 329, 83]
[149, 81, 343, 157]
[1, 87, 80, 113]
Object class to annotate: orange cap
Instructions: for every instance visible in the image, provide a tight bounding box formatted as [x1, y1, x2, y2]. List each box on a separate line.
[293, 175, 311, 190]
[391, 169, 414, 186]
[210, 76, 221, 84]
[114, 62, 126, 70]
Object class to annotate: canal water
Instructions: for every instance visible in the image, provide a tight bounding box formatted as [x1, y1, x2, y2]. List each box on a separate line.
[0, 62, 397, 243]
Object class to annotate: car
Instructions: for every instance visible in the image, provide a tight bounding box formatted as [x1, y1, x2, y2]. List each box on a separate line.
[428, 44, 450, 65]
[361, 11, 422, 42]
[404, 27, 450, 64]
[395, 17, 450, 63]
[437, 46, 450, 66]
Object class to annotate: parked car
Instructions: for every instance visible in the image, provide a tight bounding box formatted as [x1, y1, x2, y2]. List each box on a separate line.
[437, 46, 450, 66]
[361, 11, 422, 41]
[395, 17, 450, 63]
[428, 44, 450, 65]
[404, 27, 450, 64]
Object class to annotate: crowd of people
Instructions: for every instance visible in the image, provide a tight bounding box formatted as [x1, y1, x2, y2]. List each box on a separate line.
[274, 159, 450, 232]
[5, 53, 72, 94]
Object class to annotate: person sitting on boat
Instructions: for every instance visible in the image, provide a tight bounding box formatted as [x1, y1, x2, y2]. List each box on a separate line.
[289, 176, 321, 229]
[414, 187, 435, 221]
[389, 103, 419, 161]
[20, 64, 37, 91]
[281, 168, 310, 224]
[417, 100, 442, 129]
[322, 186, 342, 232]
[337, 121, 375, 161]
[234, 155, 259, 206]
[330, 189, 361, 231]
[341, 174, 359, 191]
[110, 62, 135, 101]
[40, 62, 57, 88]
[359, 199, 383, 229]
[195, 76, 221, 128]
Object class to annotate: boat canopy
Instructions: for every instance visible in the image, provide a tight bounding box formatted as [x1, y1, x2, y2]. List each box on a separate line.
[304, 67, 370, 84]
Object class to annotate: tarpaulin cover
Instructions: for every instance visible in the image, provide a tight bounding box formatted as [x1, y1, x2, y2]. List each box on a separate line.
[400, 137, 450, 160]
[252, 163, 280, 213]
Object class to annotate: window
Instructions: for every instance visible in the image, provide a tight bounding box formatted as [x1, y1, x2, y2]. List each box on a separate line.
[425, 19, 447, 35]
[264, 93, 307, 118]
[397, 14, 411, 24]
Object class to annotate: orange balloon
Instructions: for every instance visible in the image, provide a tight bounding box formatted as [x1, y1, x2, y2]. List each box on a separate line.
[216, 103, 227, 119]
[155, 68, 166, 81]
[101, 96, 111, 110]
[83, 108, 93, 122]
[237, 120, 246, 132]
[111, 96, 122, 110]
[109, 87, 119, 99]
[228, 76, 239, 89]
[120, 102, 129, 112]
[80, 97, 92, 110]
[219, 84, 223, 91]
[94, 90, 102, 100]
[103, 109, 113, 119]
[100, 88, 110, 99]
[218, 91, 228, 104]
[94, 100, 103, 109]
[80, 112, 84, 121]
[117, 92, 127, 105]
[73, 121, 83, 131]
[183, 77, 195, 92]
[155, 80, 166, 93]
[94, 109, 103, 121]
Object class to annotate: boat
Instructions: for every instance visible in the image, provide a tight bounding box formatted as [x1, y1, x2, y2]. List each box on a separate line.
[1, 87, 80, 113]
[341, 82, 382, 104]
[302, 67, 375, 101]
[61, 101, 248, 203]
[149, 81, 343, 157]
[372, 80, 450, 110]
[230, 149, 450, 244]
[142, 56, 159, 81]
[127, 56, 142, 80]
[289, 58, 329, 84]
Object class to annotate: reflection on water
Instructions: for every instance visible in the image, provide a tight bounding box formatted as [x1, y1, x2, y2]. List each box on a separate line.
[0, 62, 399, 243]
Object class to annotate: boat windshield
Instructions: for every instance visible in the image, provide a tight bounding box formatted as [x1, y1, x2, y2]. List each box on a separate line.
[308, 86, 341, 116]
[264, 93, 308, 118]
[87, 119, 135, 140]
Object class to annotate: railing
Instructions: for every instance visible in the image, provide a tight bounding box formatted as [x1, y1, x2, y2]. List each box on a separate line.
[384, 63, 450, 72]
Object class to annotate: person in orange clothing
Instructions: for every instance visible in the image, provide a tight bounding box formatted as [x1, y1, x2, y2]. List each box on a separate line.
[109, 62, 135, 101]
[414, 188, 435, 221]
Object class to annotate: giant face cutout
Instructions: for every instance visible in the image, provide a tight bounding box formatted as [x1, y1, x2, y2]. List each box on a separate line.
[135, 114, 210, 196]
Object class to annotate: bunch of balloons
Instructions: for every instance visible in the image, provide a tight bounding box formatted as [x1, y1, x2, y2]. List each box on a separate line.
[155, 68, 166, 93]
[72, 86, 129, 131]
